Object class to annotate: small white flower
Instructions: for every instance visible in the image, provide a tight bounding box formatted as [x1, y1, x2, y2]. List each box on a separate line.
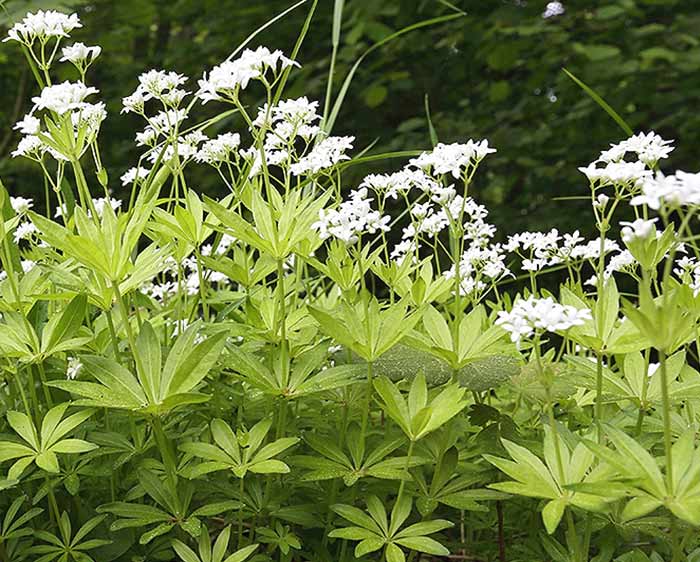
[32, 81, 99, 115]
[120, 167, 151, 186]
[496, 296, 591, 347]
[14, 114, 41, 135]
[10, 196, 34, 214]
[620, 218, 658, 244]
[542, 1, 565, 18]
[60, 42, 101, 64]
[4, 10, 81, 45]
[290, 136, 354, 176]
[196, 47, 298, 103]
[13, 221, 37, 243]
[66, 357, 83, 380]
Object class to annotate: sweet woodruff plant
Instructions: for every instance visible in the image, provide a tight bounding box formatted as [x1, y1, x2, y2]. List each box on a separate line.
[1, 7, 700, 562]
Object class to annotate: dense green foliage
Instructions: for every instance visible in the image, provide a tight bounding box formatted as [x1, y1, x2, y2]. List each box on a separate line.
[2, 0, 700, 232]
[2, 3, 700, 562]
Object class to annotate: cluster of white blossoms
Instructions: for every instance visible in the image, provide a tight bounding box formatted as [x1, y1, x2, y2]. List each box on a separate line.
[289, 135, 354, 176]
[60, 42, 101, 66]
[242, 96, 331, 176]
[496, 296, 592, 346]
[66, 357, 83, 380]
[141, 237, 235, 303]
[312, 188, 390, 244]
[598, 131, 674, 167]
[505, 229, 619, 272]
[196, 133, 241, 166]
[12, 81, 105, 161]
[675, 256, 700, 297]
[9, 196, 37, 244]
[620, 218, 659, 244]
[444, 243, 511, 297]
[197, 47, 297, 104]
[409, 140, 496, 179]
[123, 69, 189, 114]
[630, 171, 700, 210]
[120, 166, 151, 186]
[3, 10, 81, 45]
[33, 81, 98, 114]
[579, 131, 673, 188]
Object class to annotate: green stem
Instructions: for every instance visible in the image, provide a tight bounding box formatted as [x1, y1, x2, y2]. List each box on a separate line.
[151, 416, 178, 489]
[396, 440, 415, 504]
[105, 308, 122, 361]
[36, 363, 54, 407]
[595, 352, 603, 443]
[659, 351, 673, 494]
[360, 361, 374, 450]
[46, 477, 61, 525]
[238, 477, 246, 546]
[276, 259, 289, 389]
[111, 281, 137, 354]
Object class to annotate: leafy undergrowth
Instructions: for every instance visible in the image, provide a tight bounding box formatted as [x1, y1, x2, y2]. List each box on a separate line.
[1, 6, 700, 562]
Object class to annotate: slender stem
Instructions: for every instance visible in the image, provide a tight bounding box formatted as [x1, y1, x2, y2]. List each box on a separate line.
[111, 281, 137, 353]
[595, 352, 604, 443]
[151, 416, 178, 489]
[105, 308, 122, 361]
[36, 363, 54, 407]
[659, 351, 673, 493]
[237, 477, 246, 546]
[396, 440, 415, 504]
[360, 361, 374, 451]
[276, 259, 289, 389]
[46, 477, 61, 525]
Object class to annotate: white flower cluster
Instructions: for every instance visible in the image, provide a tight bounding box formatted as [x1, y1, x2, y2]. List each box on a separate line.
[123, 70, 189, 114]
[361, 169, 437, 200]
[444, 243, 511, 297]
[11, 196, 38, 244]
[12, 81, 105, 161]
[197, 47, 297, 103]
[239, 96, 332, 175]
[598, 131, 674, 167]
[32, 81, 99, 115]
[289, 135, 354, 176]
[675, 256, 700, 297]
[196, 133, 241, 165]
[66, 357, 83, 380]
[120, 167, 151, 186]
[496, 296, 592, 346]
[409, 140, 496, 179]
[141, 237, 235, 303]
[579, 132, 673, 188]
[620, 218, 659, 244]
[505, 229, 618, 272]
[4, 10, 81, 45]
[631, 171, 700, 210]
[542, 1, 565, 18]
[312, 188, 390, 244]
[60, 42, 101, 65]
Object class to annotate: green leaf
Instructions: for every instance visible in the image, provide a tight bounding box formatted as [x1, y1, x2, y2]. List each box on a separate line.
[41, 294, 87, 354]
[394, 536, 449, 556]
[542, 499, 566, 534]
[134, 321, 161, 404]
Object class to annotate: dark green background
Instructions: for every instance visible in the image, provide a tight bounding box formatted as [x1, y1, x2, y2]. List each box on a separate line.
[0, 0, 696, 235]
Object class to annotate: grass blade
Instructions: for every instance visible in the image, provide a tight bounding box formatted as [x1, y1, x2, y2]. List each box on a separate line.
[562, 67, 633, 136]
[323, 12, 465, 135]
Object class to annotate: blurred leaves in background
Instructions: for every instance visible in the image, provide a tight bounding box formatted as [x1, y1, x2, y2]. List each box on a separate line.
[1, 0, 697, 234]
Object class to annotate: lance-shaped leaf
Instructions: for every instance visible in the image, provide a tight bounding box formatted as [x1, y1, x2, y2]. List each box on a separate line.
[0, 404, 96, 480]
[181, 418, 299, 479]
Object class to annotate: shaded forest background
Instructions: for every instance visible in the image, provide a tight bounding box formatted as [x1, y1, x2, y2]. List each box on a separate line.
[0, 0, 697, 235]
